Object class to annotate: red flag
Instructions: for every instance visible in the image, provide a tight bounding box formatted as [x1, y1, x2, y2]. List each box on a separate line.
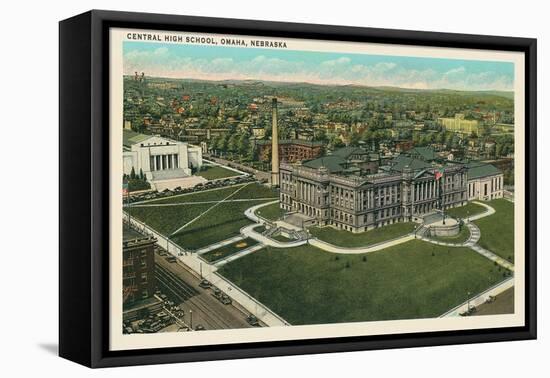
[435, 170, 443, 180]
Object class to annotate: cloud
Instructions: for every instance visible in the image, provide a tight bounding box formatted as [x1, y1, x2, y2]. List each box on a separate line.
[444, 66, 466, 76]
[123, 47, 513, 91]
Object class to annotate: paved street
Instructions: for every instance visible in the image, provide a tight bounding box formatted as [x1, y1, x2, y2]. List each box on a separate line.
[440, 277, 514, 317]
[205, 155, 271, 182]
[126, 213, 289, 327]
[156, 255, 255, 330]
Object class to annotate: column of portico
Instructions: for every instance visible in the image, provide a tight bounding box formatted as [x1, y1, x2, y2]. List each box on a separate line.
[425, 182, 428, 200]
[422, 182, 426, 200]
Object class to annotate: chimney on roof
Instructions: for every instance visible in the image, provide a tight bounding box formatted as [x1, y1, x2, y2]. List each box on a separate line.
[271, 98, 280, 187]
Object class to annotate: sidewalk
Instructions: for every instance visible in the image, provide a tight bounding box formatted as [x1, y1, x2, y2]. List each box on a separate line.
[244, 200, 278, 223]
[196, 235, 244, 255]
[241, 224, 308, 248]
[470, 244, 515, 271]
[214, 244, 265, 267]
[124, 213, 289, 327]
[468, 201, 496, 221]
[439, 277, 514, 317]
[308, 234, 415, 254]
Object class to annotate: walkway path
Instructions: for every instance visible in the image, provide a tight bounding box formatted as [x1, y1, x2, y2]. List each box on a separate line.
[241, 224, 308, 248]
[244, 200, 279, 223]
[468, 201, 496, 221]
[196, 235, 244, 255]
[213, 244, 265, 267]
[464, 222, 481, 246]
[308, 234, 415, 254]
[470, 244, 515, 271]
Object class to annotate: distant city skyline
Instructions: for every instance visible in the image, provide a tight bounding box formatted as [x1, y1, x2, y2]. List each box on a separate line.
[123, 41, 514, 92]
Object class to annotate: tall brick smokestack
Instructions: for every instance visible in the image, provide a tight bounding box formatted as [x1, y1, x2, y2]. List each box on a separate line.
[271, 98, 280, 186]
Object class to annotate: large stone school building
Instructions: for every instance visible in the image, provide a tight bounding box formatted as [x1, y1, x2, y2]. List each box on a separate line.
[279, 147, 503, 233]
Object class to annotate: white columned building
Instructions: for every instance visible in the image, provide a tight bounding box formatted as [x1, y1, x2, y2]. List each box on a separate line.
[123, 129, 205, 191]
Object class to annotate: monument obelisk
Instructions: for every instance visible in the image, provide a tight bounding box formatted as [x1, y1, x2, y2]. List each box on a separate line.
[271, 97, 280, 187]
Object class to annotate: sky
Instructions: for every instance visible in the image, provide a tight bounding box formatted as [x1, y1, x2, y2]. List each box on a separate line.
[123, 41, 514, 91]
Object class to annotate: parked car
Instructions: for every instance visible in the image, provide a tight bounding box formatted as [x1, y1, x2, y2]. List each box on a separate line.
[246, 315, 259, 326]
[219, 294, 232, 305]
[199, 279, 212, 289]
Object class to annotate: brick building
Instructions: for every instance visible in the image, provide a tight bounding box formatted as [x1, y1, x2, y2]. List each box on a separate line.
[123, 227, 157, 309]
[257, 139, 324, 163]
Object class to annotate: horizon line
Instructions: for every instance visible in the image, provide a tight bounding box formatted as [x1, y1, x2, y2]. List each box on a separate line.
[123, 74, 514, 94]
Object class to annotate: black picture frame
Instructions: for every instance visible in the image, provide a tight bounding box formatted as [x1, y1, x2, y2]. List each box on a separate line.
[59, 9, 537, 368]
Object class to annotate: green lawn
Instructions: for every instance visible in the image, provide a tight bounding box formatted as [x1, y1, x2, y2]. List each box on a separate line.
[169, 199, 268, 250]
[127, 203, 211, 235]
[475, 199, 514, 262]
[253, 224, 267, 234]
[271, 233, 293, 242]
[143, 185, 243, 205]
[255, 202, 284, 221]
[445, 202, 488, 220]
[429, 225, 471, 244]
[196, 165, 240, 180]
[309, 222, 416, 248]
[229, 182, 278, 199]
[200, 237, 259, 263]
[126, 182, 276, 250]
[219, 240, 508, 325]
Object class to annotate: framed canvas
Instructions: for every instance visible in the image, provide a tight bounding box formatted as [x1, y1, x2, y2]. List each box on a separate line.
[59, 10, 537, 368]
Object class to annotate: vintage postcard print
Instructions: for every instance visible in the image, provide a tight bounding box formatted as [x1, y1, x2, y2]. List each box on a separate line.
[108, 27, 525, 351]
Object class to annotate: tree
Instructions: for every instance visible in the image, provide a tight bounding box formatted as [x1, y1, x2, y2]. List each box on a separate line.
[315, 129, 328, 144]
[215, 133, 229, 155]
[227, 133, 239, 154]
[350, 131, 361, 146]
[139, 168, 144, 180]
[239, 134, 250, 157]
[246, 143, 257, 162]
[130, 167, 136, 180]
